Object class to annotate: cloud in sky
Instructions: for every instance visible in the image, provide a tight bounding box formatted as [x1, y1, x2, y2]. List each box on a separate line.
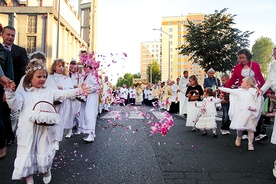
[70, 0, 276, 83]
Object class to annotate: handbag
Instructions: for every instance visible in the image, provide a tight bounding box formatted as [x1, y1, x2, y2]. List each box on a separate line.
[188, 90, 200, 101]
[30, 101, 61, 126]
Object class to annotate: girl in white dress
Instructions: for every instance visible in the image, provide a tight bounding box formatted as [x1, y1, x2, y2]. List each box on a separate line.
[185, 75, 204, 131]
[48, 59, 74, 150]
[67, 60, 81, 138]
[78, 63, 100, 142]
[260, 47, 276, 177]
[219, 77, 263, 151]
[195, 88, 221, 137]
[5, 62, 86, 184]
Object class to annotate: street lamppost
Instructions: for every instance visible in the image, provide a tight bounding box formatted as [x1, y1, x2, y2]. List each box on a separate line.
[153, 28, 170, 80]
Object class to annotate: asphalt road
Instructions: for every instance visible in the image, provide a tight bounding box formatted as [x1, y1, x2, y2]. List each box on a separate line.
[0, 105, 275, 184]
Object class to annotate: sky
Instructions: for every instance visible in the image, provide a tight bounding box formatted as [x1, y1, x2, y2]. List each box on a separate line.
[70, 0, 276, 84]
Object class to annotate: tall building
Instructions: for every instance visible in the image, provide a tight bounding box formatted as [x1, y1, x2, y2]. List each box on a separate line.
[160, 13, 205, 85]
[140, 40, 161, 82]
[0, 0, 97, 68]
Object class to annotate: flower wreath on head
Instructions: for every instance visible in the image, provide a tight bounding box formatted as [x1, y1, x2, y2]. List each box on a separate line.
[26, 65, 46, 74]
[28, 51, 46, 60]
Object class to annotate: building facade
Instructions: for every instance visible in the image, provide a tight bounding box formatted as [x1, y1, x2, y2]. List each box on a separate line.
[160, 13, 205, 85]
[0, 0, 97, 69]
[140, 40, 161, 81]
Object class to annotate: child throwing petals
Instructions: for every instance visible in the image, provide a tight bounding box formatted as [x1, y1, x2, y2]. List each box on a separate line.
[78, 56, 100, 143]
[5, 62, 89, 184]
[195, 87, 221, 137]
[219, 77, 263, 151]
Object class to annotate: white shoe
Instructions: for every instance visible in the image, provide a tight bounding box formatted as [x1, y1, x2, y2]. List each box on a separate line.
[248, 144, 254, 151]
[241, 135, 248, 140]
[65, 129, 73, 138]
[54, 141, 59, 151]
[220, 129, 226, 135]
[43, 170, 52, 184]
[83, 134, 94, 143]
[225, 130, 231, 135]
[255, 134, 268, 142]
[74, 130, 81, 135]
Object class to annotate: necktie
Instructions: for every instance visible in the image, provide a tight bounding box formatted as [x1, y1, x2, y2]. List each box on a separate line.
[4, 45, 10, 51]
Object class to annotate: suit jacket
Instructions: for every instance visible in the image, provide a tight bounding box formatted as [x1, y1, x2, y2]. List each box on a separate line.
[0, 44, 14, 80]
[11, 44, 28, 86]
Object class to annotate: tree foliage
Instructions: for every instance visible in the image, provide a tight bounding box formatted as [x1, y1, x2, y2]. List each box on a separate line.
[146, 61, 161, 84]
[116, 73, 133, 87]
[177, 8, 253, 73]
[252, 37, 275, 77]
[133, 72, 141, 78]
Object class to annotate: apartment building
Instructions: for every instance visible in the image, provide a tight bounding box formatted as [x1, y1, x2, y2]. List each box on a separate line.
[160, 13, 205, 85]
[0, 0, 97, 68]
[140, 40, 161, 81]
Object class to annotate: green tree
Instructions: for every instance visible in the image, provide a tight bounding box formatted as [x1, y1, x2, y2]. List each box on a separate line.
[133, 72, 141, 78]
[146, 61, 161, 84]
[252, 37, 275, 77]
[116, 73, 133, 87]
[177, 8, 253, 73]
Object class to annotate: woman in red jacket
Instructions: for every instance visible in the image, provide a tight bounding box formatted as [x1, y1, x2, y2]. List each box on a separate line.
[226, 48, 267, 141]
[226, 49, 265, 89]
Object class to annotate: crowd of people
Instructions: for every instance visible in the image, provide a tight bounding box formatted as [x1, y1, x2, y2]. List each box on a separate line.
[0, 22, 276, 184]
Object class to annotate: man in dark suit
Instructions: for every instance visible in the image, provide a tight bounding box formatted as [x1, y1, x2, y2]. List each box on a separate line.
[2, 26, 28, 86]
[1, 26, 28, 146]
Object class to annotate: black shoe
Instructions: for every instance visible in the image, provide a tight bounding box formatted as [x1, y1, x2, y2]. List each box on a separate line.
[202, 131, 207, 136]
[213, 133, 218, 138]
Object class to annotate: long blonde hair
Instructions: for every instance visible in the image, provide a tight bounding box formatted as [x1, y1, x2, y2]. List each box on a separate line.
[49, 58, 67, 75]
[242, 77, 258, 89]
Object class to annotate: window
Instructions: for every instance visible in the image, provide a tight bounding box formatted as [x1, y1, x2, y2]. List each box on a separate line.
[27, 15, 37, 33]
[156, 54, 158, 57]
[27, 36, 36, 54]
[178, 55, 181, 58]
[156, 49, 158, 52]
[152, 49, 155, 53]
[169, 22, 172, 25]
[156, 45, 159, 48]
[169, 28, 173, 32]
[169, 35, 173, 39]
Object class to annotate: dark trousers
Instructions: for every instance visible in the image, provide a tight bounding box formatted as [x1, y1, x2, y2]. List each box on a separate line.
[221, 103, 230, 130]
[1, 102, 14, 142]
[0, 92, 5, 149]
[129, 98, 135, 105]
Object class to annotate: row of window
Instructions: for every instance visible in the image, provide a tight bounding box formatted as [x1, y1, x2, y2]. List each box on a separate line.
[168, 20, 201, 25]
